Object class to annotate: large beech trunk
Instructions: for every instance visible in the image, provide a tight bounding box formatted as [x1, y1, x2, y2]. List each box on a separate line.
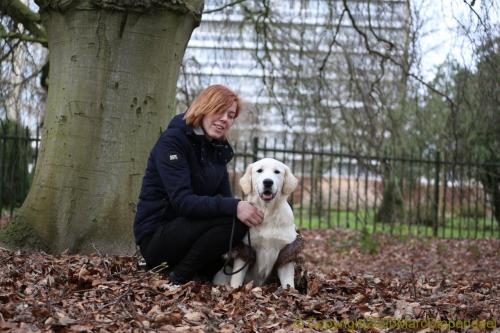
[1, 0, 203, 253]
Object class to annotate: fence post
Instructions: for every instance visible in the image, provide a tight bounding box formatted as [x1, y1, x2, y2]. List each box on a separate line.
[433, 151, 441, 236]
[252, 137, 259, 162]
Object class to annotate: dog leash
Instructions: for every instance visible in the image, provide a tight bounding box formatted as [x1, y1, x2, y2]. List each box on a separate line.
[223, 216, 253, 275]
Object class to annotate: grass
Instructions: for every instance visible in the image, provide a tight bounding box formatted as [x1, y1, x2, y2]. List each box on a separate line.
[3, 206, 498, 239]
[294, 208, 500, 239]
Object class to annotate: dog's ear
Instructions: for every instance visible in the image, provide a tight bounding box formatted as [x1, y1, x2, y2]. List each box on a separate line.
[239, 163, 253, 195]
[282, 165, 298, 195]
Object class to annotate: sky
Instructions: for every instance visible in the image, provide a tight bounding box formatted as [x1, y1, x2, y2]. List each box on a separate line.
[418, 0, 498, 80]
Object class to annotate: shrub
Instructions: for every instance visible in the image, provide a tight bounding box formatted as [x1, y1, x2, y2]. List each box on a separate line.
[0, 119, 34, 214]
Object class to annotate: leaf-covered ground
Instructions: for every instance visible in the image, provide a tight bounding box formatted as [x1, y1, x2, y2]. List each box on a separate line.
[0, 229, 498, 332]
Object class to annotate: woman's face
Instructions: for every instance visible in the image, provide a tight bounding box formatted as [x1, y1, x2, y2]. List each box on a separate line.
[202, 102, 237, 140]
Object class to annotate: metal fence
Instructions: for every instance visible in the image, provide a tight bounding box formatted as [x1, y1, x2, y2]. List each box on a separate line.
[229, 138, 500, 239]
[1, 132, 499, 238]
[0, 125, 40, 217]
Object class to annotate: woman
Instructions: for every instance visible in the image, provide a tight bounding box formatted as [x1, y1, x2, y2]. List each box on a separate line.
[134, 85, 263, 284]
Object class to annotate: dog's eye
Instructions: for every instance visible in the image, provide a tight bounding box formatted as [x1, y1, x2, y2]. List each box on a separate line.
[257, 169, 263, 173]
[274, 170, 281, 174]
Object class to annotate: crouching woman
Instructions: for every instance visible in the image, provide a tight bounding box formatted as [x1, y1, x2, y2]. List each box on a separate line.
[133, 85, 263, 284]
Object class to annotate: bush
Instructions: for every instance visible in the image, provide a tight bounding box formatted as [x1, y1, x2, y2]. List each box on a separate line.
[0, 119, 34, 214]
[358, 228, 380, 254]
[458, 206, 487, 219]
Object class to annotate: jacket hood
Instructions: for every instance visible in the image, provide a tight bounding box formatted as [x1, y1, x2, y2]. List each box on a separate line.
[167, 113, 191, 133]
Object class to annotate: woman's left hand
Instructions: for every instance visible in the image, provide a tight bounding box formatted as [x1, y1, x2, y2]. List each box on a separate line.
[237, 201, 264, 227]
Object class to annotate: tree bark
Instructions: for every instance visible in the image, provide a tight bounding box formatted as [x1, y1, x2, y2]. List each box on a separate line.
[0, 0, 203, 254]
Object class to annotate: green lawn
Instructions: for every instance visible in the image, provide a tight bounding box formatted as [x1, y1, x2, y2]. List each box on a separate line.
[294, 208, 500, 238]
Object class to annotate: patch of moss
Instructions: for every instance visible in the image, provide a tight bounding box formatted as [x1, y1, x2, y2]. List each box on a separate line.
[0, 216, 48, 252]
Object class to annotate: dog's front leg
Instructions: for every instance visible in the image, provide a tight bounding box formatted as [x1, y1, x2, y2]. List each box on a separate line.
[277, 262, 295, 289]
[230, 258, 249, 288]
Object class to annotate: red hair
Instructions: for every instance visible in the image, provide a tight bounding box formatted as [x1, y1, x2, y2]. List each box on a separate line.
[184, 85, 241, 127]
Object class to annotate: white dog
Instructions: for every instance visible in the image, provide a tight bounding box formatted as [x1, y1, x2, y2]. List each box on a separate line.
[213, 158, 301, 289]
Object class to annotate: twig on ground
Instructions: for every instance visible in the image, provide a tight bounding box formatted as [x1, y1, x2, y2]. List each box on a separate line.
[99, 288, 132, 310]
[410, 263, 417, 299]
[91, 242, 103, 257]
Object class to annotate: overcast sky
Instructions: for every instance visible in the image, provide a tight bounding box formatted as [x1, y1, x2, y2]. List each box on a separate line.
[418, 0, 498, 80]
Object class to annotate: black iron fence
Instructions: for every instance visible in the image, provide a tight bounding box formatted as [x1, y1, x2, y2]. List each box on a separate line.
[2, 132, 499, 238]
[0, 124, 40, 217]
[229, 138, 500, 239]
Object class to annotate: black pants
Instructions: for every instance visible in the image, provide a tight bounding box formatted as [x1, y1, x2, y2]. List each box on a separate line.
[139, 216, 248, 280]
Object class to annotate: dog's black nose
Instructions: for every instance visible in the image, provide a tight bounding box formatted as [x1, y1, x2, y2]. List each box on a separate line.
[263, 179, 273, 188]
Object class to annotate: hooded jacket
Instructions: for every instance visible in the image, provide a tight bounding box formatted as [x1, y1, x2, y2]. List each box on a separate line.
[133, 113, 240, 245]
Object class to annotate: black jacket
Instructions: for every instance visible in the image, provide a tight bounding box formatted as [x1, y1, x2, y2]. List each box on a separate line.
[133, 113, 239, 245]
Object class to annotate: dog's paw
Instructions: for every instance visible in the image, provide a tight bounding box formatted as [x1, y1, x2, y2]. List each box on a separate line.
[276, 284, 298, 294]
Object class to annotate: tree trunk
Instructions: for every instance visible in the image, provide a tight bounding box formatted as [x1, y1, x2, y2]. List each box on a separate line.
[0, 0, 203, 254]
[375, 164, 404, 224]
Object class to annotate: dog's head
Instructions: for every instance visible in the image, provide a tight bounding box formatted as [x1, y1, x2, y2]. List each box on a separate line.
[240, 158, 298, 202]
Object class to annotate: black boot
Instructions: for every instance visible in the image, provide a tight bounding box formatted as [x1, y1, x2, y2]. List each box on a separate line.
[168, 271, 191, 285]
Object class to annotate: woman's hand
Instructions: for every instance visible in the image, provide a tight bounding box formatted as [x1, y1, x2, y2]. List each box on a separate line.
[237, 201, 264, 227]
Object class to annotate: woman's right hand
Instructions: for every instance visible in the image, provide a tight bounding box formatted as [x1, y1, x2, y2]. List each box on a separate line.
[237, 201, 264, 228]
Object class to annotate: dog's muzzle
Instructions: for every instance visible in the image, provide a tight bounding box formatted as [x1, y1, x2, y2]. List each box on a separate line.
[260, 179, 275, 201]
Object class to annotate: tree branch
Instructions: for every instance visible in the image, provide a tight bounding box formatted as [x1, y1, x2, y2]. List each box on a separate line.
[342, 0, 456, 111]
[204, 0, 246, 14]
[319, 9, 346, 74]
[0, 0, 47, 44]
[462, 0, 487, 31]
[0, 31, 47, 46]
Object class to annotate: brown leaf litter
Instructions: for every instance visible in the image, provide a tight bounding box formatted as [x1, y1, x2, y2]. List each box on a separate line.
[0, 228, 498, 332]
